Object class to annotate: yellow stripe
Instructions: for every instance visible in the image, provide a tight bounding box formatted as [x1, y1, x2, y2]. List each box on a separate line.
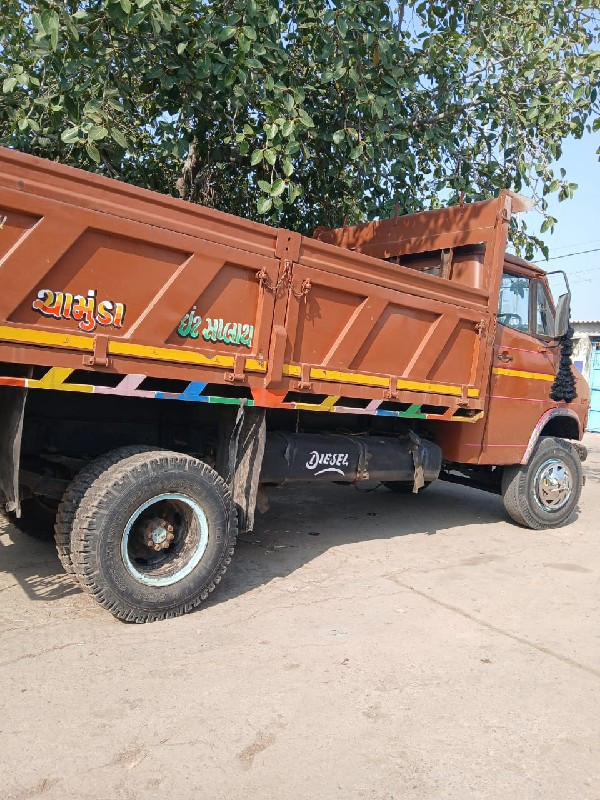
[0, 325, 93, 351]
[244, 358, 267, 373]
[452, 411, 484, 424]
[108, 340, 235, 368]
[398, 378, 479, 398]
[321, 394, 340, 410]
[0, 325, 480, 395]
[283, 362, 478, 398]
[295, 395, 341, 412]
[29, 367, 94, 393]
[311, 367, 389, 388]
[0, 325, 267, 373]
[493, 367, 554, 382]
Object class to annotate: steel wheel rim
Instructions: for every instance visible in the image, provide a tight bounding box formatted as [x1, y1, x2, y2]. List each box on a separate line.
[533, 458, 572, 512]
[121, 493, 209, 587]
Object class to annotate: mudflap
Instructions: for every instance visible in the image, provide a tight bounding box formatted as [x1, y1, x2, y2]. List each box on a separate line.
[408, 430, 426, 493]
[217, 404, 267, 534]
[0, 385, 28, 516]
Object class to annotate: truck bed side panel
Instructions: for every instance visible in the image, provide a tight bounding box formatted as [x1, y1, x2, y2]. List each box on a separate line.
[0, 148, 510, 424]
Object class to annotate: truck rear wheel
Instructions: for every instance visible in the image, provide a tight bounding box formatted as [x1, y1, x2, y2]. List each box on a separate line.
[66, 449, 237, 622]
[501, 436, 582, 529]
[55, 446, 156, 575]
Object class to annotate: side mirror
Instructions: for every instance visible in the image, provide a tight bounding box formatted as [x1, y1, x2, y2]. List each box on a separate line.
[554, 292, 571, 338]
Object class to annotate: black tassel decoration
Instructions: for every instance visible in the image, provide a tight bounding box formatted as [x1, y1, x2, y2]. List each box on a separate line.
[549, 325, 577, 403]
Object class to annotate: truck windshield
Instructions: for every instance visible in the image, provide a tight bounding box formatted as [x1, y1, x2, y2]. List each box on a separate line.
[498, 274, 530, 332]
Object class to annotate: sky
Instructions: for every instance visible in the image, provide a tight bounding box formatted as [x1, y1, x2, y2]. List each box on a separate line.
[523, 131, 600, 321]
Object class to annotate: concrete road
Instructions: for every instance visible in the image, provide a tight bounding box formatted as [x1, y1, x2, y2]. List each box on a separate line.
[1, 435, 599, 800]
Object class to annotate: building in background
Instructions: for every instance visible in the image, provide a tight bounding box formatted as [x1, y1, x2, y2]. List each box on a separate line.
[572, 321, 600, 432]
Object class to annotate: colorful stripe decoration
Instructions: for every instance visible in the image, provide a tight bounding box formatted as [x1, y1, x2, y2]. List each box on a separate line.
[0, 325, 266, 374]
[0, 367, 483, 422]
[282, 363, 480, 397]
[0, 324, 477, 397]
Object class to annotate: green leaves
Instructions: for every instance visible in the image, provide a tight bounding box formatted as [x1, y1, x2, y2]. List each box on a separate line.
[33, 9, 60, 50]
[2, 77, 17, 94]
[297, 109, 315, 129]
[256, 195, 272, 214]
[86, 142, 101, 163]
[111, 128, 129, 149]
[219, 26, 237, 41]
[88, 125, 108, 142]
[271, 178, 286, 197]
[0, 0, 598, 248]
[336, 18, 349, 39]
[61, 127, 80, 144]
[281, 120, 294, 137]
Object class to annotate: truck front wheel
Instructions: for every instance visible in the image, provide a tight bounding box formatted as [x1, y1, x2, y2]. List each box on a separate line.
[65, 449, 237, 622]
[501, 436, 582, 529]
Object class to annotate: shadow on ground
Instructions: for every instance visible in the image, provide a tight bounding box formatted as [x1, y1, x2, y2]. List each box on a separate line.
[0, 480, 510, 610]
[0, 527, 81, 603]
[210, 480, 508, 608]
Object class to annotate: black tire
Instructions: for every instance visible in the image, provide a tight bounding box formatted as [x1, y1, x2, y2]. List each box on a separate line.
[383, 481, 431, 494]
[55, 446, 156, 576]
[8, 497, 58, 540]
[68, 449, 237, 622]
[501, 436, 582, 530]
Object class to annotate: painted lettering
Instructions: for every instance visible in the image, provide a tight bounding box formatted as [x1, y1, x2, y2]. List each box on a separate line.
[32, 289, 64, 320]
[178, 311, 254, 348]
[202, 317, 220, 343]
[32, 288, 126, 332]
[71, 291, 96, 333]
[240, 324, 254, 347]
[178, 307, 202, 339]
[305, 451, 349, 476]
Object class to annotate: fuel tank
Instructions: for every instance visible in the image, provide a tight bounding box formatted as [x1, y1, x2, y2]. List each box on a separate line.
[260, 432, 442, 485]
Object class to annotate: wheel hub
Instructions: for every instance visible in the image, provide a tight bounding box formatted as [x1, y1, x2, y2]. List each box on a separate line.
[122, 493, 209, 588]
[534, 459, 572, 512]
[141, 517, 175, 552]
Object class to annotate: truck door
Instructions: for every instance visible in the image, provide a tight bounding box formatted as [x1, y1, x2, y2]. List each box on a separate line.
[479, 270, 558, 463]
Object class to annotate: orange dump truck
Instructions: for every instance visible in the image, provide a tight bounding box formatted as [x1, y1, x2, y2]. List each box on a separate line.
[0, 148, 589, 622]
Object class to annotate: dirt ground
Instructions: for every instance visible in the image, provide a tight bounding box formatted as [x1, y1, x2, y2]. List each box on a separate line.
[1, 434, 599, 800]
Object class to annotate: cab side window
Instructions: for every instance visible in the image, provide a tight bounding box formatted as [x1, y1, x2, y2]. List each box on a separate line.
[535, 281, 555, 337]
[498, 274, 530, 332]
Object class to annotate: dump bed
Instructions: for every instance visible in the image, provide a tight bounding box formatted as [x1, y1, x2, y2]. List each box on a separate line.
[0, 147, 518, 423]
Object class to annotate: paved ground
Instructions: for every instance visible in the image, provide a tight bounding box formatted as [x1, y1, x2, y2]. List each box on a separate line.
[1, 434, 599, 800]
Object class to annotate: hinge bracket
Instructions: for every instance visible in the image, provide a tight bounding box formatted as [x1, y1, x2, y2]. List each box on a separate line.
[83, 335, 111, 367]
[225, 354, 246, 383]
[295, 363, 312, 390]
[384, 375, 398, 400]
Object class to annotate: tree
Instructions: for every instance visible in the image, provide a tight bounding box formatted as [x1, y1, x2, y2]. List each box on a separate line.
[1, 0, 599, 256]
